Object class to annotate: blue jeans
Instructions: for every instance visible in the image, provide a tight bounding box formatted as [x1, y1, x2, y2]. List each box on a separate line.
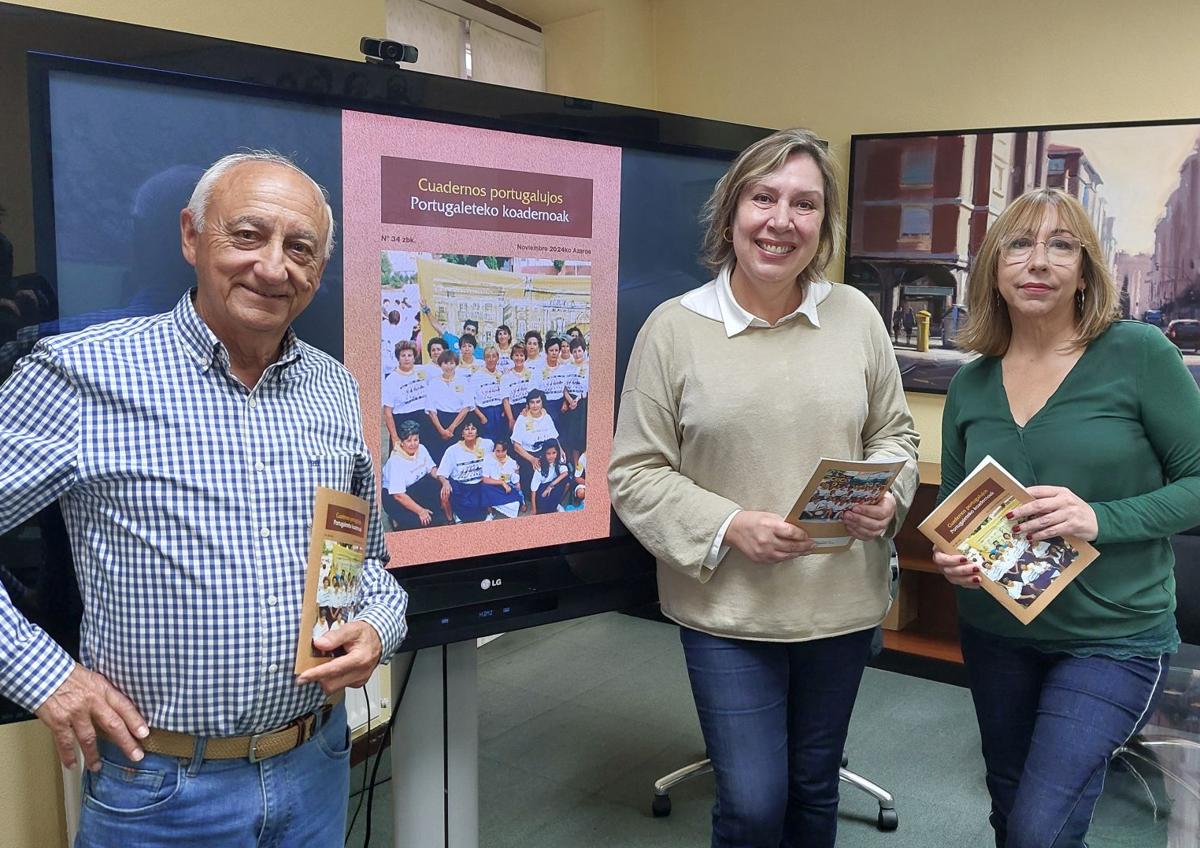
[680, 626, 874, 848]
[76, 702, 350, 847]
[959, 623, 1169, 848]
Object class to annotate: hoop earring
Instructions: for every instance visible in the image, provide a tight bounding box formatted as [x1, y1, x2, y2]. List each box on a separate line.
[722, 226, 733, 243]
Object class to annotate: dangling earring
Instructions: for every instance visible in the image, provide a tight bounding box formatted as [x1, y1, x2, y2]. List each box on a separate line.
[722, 226, 733, 243]
[1076, 289, 1086, 313]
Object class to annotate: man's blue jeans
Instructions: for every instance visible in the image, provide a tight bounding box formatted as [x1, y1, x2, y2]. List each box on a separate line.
[76, 702, 350, 847]
[959, 623, 1169, 848]
[680, 625, 874, 848]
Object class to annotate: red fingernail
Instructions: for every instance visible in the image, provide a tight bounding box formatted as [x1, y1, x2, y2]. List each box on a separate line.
[972, 577, 981, 584]
[1012, 524, 1022, 533]
[1005, 512, 1014, 520]
[959, 557, 969, 564]
[1026, 533, 1033, 541]
[973, 566, 981, 574]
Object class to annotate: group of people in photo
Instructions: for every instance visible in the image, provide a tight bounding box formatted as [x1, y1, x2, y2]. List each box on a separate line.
[380, 311, 589, 528]
[797, 470, 894, 521]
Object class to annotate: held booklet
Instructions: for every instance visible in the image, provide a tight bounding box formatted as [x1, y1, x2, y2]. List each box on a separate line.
[294, 487, 369, 674]
[784, 457, 908, 552]
[917, 456, 1099, 625]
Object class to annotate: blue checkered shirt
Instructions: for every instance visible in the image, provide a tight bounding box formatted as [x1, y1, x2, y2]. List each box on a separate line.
[0, 292, 407, 735]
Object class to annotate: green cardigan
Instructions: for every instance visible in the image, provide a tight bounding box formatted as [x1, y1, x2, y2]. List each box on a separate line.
[939, 321, 1200, 655]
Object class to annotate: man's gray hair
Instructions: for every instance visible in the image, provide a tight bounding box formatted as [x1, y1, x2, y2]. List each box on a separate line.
[186, 151, 336, 260]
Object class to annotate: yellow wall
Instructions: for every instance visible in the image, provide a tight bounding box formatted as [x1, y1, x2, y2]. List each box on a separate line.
[540, 0, 1200, 461]
[13, 0, 385, 60]
[543, 0, 656, 110]
[0, 721, 66, 848]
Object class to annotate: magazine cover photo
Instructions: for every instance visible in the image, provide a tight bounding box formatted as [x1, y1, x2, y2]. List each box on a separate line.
[919, 459, 1099, 624]
[379, 251, 591, 529]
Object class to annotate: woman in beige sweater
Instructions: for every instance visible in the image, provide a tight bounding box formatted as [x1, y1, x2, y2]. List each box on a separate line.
[608, 128, 918, 848]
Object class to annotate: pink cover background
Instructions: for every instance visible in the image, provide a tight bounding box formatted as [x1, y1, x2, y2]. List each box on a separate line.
[342, 110, 621, 568]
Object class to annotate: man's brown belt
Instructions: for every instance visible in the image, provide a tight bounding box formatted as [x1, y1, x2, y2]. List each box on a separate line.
[140, 703, 336, 763]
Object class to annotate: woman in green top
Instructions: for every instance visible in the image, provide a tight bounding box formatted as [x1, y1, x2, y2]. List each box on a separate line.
[934, 188, 1200, 848]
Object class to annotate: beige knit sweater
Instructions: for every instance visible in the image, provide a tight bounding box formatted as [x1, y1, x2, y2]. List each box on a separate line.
[608, 281, 919, 641]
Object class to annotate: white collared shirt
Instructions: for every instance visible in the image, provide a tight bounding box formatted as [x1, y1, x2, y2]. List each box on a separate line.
[680, 262, 832, 337]
[680, 263, 833, 565]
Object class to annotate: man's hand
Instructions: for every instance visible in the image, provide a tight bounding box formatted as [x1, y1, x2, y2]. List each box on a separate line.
[842, 492, 898, 541]
[726, 511, 816, 563]
[296, 621, 383, 696]
[34, 664, 149, 772]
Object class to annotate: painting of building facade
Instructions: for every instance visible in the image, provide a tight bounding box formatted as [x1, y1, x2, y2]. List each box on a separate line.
[846, 121, 1200, 392]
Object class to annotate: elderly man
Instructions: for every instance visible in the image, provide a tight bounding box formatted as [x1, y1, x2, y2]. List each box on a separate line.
[0, 152, 407, 845]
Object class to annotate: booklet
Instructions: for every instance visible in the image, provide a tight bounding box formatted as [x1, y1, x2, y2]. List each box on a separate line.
[294, 486, 370, 674]
[917, 456, 1099, 625]
[784, 457, 908, 552]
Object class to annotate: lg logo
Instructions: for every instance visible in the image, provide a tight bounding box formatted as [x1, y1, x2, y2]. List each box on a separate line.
[480, 577, 503, 590]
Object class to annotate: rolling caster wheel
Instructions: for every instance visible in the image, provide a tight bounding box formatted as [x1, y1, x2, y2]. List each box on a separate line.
[651, 793, 672, 817]
[877, 808, 899, 831]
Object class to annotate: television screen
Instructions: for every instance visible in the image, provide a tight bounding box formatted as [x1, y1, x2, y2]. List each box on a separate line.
[0, 3, 768, 719]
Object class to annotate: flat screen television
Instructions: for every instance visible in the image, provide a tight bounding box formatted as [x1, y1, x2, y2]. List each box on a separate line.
[0, 3, 769, 720]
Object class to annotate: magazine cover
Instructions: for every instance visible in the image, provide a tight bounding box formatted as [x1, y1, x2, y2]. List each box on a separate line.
[918, 457, 1099, 624]
[294, 487, 369, 673]
[785, 457, 908, 552]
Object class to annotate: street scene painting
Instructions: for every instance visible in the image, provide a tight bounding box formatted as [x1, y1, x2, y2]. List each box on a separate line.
[846, 120, 1200, 393]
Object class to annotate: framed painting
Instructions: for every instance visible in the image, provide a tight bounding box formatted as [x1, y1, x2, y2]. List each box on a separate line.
[845, 119, 1200, 393]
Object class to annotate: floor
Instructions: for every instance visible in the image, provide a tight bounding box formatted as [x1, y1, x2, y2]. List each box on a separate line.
[348, 612, 1198, 847]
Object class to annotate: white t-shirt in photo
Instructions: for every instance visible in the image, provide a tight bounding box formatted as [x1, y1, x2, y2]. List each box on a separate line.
[382, 368, 429, 415]
[438, 439, 494, 483]
[531, 461, 571, 493]
[472, 369, 506, 408]
[537, 362, 570, 401]
[511, 412, 559, 451]
[501, 368, 535, 407]
[382, 445, 436, 494]
[482, 454, 521, 518]
[426, 374, 473, 413]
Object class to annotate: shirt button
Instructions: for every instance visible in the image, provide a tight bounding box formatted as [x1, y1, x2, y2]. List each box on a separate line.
[260, 527, 271, 538]
[256, 724, 266, 733]
[255, 461, 265, 472]
[268, 663, 278, 673]
[267, 595, 278, 606]
[249, 398, 258, 409]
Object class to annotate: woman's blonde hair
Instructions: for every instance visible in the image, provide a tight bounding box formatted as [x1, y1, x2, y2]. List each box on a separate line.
[700, 128, 844, 288]
[959, 188, 1118, 356]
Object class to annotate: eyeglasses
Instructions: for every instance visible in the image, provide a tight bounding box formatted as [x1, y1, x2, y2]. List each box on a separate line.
[1001, 235, 1082, 265]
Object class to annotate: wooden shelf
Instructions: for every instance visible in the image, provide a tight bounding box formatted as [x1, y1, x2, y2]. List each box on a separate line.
[883, 629, 963, 664]
[884, 476, 965, 666]
[897, 554, 940, 574]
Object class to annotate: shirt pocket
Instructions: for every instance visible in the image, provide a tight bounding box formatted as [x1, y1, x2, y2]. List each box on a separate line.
[307, 449, 358, 494]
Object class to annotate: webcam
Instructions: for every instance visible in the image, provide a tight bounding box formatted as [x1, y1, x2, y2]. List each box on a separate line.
[361, 37, 419, 65]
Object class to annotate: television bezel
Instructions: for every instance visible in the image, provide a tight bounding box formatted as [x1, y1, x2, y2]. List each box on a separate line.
[9, 3, 772, 655]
